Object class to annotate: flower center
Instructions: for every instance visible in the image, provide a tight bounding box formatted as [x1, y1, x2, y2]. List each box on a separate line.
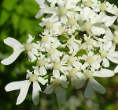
[84, 70, 93, 79]
[68, 68, 78, 78]
[29, 74, 38, 82]
[46, 22, 53, 30]
[86, 56, 95, 64]
[58, 6, 67, 17]
[100, 50, 107, 58]
[37, 59, 46, 66]
[48, 48, 55, 56]
[68, 56, 76, 64]
[100, 3, 107, 12]
[68, 17, 77, 26]
[25, 43, 33, 51]
[67, 38, 74, 45]
[54, 62, 61, 70]
[84, 0, 93, 7]
[84, 22, 92, 32]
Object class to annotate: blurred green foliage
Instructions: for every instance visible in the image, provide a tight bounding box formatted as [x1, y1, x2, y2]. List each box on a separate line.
[0, 0, 118, 110]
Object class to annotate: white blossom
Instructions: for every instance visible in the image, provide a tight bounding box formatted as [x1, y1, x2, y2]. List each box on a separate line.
[84, 69, 114, 98]
[5, 68, 48, 105]
[1, 0, 118, 105]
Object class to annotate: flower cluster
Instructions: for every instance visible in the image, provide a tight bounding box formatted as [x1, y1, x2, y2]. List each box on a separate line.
[1, 0, 118, 105]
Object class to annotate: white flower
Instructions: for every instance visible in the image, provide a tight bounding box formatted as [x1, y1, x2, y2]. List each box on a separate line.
[40, 17, 64, 35]
[100, 2, 118, 16]
[67, 67, 85, 89]
[66, 36, 81, 54]
[25, 34, 39, 62]
[99, 12, 117, 27]
[1, 37, 25, 65]
[81, 34, 98, 50]
[81, 51, 102, 70]
[2, 0, 118, 105]
[52, 56, 68, 76]
[79, 7, 106, 36]
[62, 54, 82, 70]
[47, 48, 63, 61]
[35, 0, 53, 18]
[39, 35, 61, 51]
[1, 35, 39, 65]
[5, 69, 47, 105]
[84, 69, 114, 98]
[37, 54, 53, 74]
[98, 36, 118, 65]
[50, 0, 80, 23]
[44, 72, 68, 94]
[36, 0, 81, 35]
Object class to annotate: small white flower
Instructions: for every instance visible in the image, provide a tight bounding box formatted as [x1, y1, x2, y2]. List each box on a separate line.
[25, 34, 39, 62]
[67, 67, 85, 89]
[102, 2, 118, 16]
[66, 36, 81, 54]
[79, 7, 106, 35]
[84, 69, 114, 98]
[40, 35, 61, 51]
[1, 35, 39, 65]
[82, 52, 102, 70]
[35, 0, 53, 18]
[5, 69, 48, 105]
[99, 12, 117, 27]
[52, 56, 68, 76]
[81, 34, 98, 50]
[97, 35, 118, 66]
[44, 72, 68, 94]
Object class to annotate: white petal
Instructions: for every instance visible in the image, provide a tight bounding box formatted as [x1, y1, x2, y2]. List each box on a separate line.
[28, 51, 37, 62]
[91, 26, 105, 36]
[53, 70, 60, 78]
[114, 66, 118, 74]
[1, 49, 24, 65]
[1, 37, 25, 65]
[39, 66, 47, 75]
[108, 52, 118, 64]
[38, 77, 48, 85]
[16, 80, 31, 105]
[84, 80, 94, 98]
[35, 0, 45, 8]
[60, 76, 68, 88]
[102, 16, 117, 27]
[93, 69, 114, 77]
[72, 77, 86, 89]
[5, 81, 27, 92]
[3, 37, 24, 49]
[27, 34, 34, 43]
[102, 58, 109, 67]
[32, 82, 41, 105]
[90, 79, 106, 94]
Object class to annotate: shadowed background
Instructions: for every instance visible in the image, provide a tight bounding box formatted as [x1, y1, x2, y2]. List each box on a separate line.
[0, 0, 118, 110]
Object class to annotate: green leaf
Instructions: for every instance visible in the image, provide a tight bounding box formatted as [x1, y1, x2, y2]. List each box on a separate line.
[76, 49, 87, 56]
[57, 46, 69, 52]
[0, 10, 10, 26]
[11, 14, 19, 30]
[2, 0, 17, 11]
